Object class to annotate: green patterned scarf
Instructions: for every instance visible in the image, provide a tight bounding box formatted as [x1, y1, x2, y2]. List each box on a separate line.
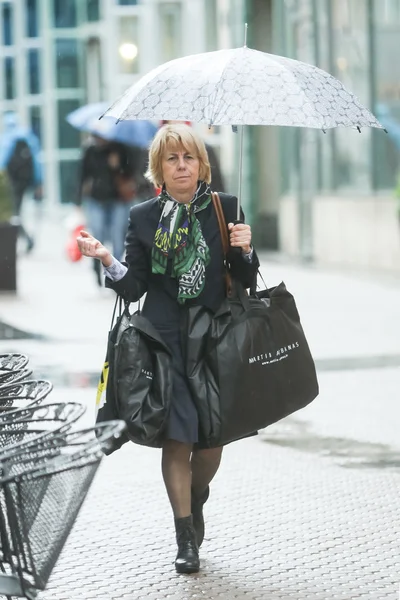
[152, 181, 211, 303]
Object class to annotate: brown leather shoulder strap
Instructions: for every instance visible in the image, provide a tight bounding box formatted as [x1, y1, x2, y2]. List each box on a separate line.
[211, 191, 232, 296]
[211, 192, 229, 256]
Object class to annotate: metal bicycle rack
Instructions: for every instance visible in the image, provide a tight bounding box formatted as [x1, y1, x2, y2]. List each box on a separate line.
[0, 353, 126, 599]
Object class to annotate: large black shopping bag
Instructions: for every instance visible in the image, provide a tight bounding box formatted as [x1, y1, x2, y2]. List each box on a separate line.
[96, 297, 173, 452]
[186, 193, 319, 448]
[202, 282, 319, 447]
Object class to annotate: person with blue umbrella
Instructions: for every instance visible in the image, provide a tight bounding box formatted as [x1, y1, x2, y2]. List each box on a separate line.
[0, 111, 43, 253]
[69, 103, 157, 286]
[76, 134, 139, 286]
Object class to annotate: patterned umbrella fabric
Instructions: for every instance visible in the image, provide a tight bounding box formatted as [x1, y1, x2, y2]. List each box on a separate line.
[103, 47, 384, 131]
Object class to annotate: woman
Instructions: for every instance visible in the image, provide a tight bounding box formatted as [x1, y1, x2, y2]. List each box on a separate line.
[77, 124, 259, 574]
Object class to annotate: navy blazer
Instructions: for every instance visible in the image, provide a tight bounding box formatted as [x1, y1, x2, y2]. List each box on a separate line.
[105, 193, 259, 323]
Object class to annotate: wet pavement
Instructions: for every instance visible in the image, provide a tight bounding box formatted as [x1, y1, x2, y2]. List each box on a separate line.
[37, 420, 400, 600]
[261, 417, 400, 470]
[0, 205, 400, 599]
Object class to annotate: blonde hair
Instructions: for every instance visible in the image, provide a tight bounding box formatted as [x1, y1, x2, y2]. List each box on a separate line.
[146, 123, 211, 187]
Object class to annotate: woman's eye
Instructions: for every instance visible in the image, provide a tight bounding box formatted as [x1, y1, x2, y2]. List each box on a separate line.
[185, 155, 194, 160]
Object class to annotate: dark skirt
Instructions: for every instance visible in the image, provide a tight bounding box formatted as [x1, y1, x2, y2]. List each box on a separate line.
[155, 322, 200, 445]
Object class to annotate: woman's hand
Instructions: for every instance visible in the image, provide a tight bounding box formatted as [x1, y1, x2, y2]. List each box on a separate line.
[76, 230, 113, 266]
[228, 223, 252, 254]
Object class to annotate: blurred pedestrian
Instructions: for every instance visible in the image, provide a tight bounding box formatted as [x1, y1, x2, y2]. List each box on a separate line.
[0, 111, 43, 253]
[76, 135, 139, 286]
[77, 123, 258, 573]
[129, 145, 156, 203]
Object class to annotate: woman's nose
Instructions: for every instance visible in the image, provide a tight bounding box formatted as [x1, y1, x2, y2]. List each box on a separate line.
[177, 156, 186, 169]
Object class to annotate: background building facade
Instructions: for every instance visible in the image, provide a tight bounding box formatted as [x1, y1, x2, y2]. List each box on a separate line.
[224, 0, 400, 270]
[0, 0, 210, 205]
[1, 0, 400, 270]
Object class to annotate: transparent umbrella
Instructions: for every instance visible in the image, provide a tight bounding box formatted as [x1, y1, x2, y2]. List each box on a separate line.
[103, 26, 384, 216]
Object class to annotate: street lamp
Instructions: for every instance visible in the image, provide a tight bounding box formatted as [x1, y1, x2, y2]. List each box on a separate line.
[119, 43, 138, 61]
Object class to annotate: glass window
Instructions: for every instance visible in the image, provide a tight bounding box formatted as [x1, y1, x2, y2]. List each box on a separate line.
[377, 0, 400, 23]
[118, 17, 140, 74]
[58, 99, 81, 149]
[26, 0, 39, 37]
[373, 0, 400, 189]
[53, 0, 77, 28]
[159, 2, 182, 61]
[204, 0, 218, 51]
[27, 49, 41, 94]
[4, 57, 15, 100]
[2, 3, 13, 46]
[330, 0, 371, 191]
[87, 0, 100, 21]
[59, 160, 79, 203]
[55, 39, 80, 88]
[118, 0, 138, 5]
[29, 106, 42, 142]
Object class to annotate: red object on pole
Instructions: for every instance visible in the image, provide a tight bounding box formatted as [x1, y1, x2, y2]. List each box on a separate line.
[66, 224, 85, 262]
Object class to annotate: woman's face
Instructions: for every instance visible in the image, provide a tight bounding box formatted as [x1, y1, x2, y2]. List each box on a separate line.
[161, 142, 200, 200]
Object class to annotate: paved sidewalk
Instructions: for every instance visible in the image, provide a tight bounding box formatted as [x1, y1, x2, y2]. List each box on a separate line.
[1, 205, 400, 599]
[39, 425, 400, 600]
[2, 203, 400, 366]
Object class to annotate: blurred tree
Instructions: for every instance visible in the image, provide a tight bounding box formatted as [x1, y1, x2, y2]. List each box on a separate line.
[0, 171, 13, 222]
[0, 170, 18, 291]
[395, 175, 400, 222]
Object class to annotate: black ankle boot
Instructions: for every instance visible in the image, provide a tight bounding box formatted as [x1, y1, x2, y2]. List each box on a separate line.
[174, 515, 200, 574]
[191, 486, 210, 548]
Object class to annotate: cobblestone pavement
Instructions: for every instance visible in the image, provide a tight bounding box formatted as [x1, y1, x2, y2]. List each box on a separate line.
[1, 207, 400, 599]
[37, 431, 399, 600]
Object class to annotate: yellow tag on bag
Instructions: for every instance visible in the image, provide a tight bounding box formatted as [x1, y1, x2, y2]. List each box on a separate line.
[96, 361, 109, 413]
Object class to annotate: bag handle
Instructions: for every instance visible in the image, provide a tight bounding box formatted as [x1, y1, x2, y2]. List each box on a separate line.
[110, 294, 132, 330]
[211, 192, 229, 256]
[211, 192, 232, 296]
[212, 192, 267, 299]
[110, 295, 122, 329]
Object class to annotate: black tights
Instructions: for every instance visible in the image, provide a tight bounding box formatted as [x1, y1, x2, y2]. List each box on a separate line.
[161, 440, 223, 518]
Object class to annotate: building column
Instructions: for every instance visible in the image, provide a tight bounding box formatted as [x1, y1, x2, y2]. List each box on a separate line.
[141, 0, 159, 74]
[182, 0, 206, 56]
[41, 0, 58, 207]
[292, 0, 318, 261]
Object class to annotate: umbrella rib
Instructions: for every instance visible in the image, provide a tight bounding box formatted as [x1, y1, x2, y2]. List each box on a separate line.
[207, 49, 244, 127]
[261, 52, 381, 129]
[260, 51, 326, 129]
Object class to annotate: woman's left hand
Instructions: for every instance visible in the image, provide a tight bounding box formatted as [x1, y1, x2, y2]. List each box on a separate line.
[228, 223, 252, 254]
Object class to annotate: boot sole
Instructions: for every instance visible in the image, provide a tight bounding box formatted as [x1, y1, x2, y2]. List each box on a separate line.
[175, 563, 200, 574]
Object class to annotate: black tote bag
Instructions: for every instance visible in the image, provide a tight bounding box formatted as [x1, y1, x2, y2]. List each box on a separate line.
[185, 193, 319, 448]
[96, 298, 173, 451]
[95, 301, 130, 455]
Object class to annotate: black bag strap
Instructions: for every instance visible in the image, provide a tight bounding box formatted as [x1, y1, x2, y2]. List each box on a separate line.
[110, 295, 132, 330]
[258, 269, 267, 289]
[211, 192, 267, 298]
[110, 295, 121, 329]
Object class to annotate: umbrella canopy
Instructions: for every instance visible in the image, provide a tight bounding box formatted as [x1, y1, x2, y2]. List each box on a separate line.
[65, 102, 108, 130]
[103, 47, 384, 131]
[66, 102, 157, 148]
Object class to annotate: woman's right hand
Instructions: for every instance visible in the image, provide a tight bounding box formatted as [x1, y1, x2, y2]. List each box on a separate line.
[76, 230, 112, 266]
